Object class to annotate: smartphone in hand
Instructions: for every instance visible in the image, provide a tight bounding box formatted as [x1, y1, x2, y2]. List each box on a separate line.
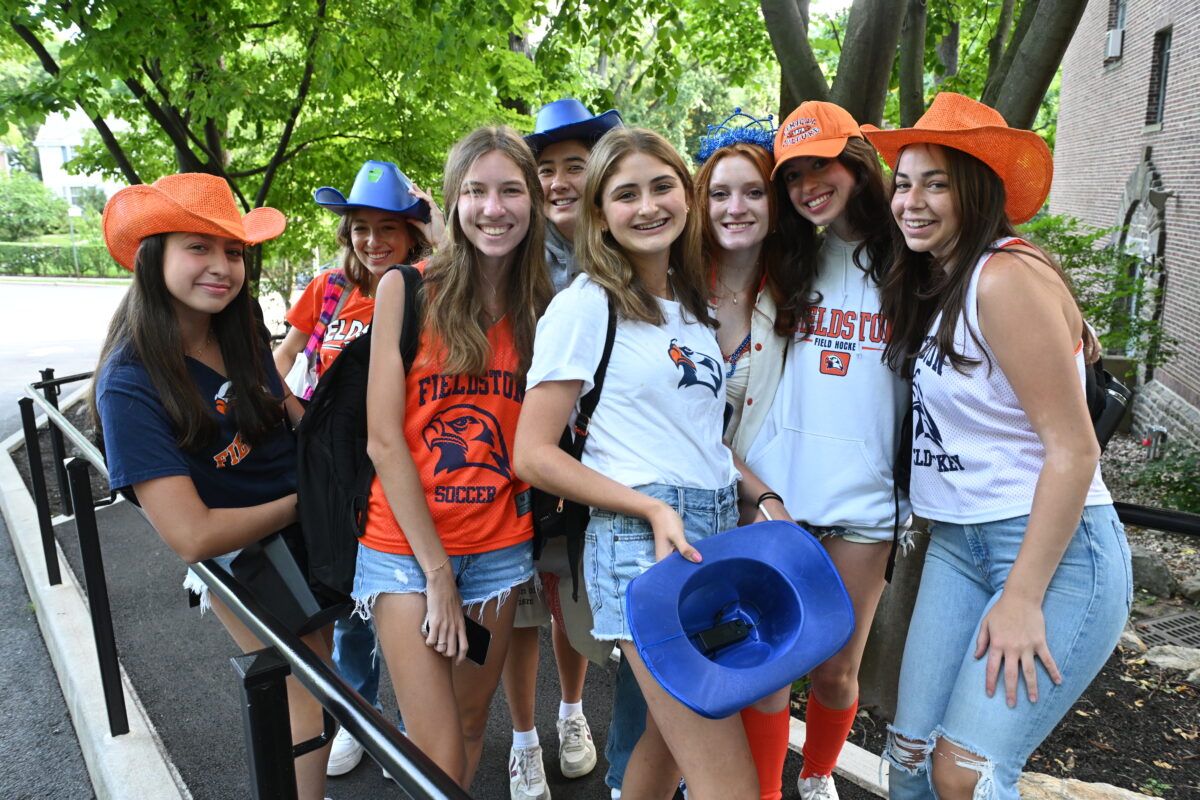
[421, 614, 492, 666]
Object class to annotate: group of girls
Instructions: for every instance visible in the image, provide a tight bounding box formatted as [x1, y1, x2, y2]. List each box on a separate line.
[92, 88, 1130, 800]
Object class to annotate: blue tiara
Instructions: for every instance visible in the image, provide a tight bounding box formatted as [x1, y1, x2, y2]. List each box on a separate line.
[695, 108, 778, 165]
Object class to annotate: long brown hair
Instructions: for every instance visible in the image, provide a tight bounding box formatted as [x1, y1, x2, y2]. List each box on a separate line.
[880, 144, 1095, 377]
[419, 127, 552, 378]
[91, 234, 285, 451]
[695, 143, 790, 335]
[775, 136, 893, 338]
[335, 213, 430, 295]
[575, 128, 715, 329]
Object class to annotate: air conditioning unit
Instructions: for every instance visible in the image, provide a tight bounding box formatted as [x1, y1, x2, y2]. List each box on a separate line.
[1106, 28, 1125, 59]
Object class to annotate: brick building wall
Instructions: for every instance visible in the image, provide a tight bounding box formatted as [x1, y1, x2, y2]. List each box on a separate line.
[1051, 0, 1200, 445]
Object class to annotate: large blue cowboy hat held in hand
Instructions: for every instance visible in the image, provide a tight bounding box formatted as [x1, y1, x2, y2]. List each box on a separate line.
[626, 520, 854, 719]
[314, 160, 431, 222]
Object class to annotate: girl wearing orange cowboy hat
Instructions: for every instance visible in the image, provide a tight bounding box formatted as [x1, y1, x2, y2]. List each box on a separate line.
[741, 101, 912, 800]
[865, 93, 1131, 800]
[92, 173, 335, 800]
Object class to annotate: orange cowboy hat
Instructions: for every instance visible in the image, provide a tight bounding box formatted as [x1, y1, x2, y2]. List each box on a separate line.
[102, 173, 286, 271]
[863, 93, 1052, 224]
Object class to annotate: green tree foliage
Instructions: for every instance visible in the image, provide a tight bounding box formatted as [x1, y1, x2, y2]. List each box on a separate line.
[0, 170, 68, 240]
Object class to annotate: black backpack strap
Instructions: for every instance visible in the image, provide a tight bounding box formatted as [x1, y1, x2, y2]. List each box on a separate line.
[564, 296, 617, 600]
[386, 264, 423, 370]
[885, 390, 913, 583]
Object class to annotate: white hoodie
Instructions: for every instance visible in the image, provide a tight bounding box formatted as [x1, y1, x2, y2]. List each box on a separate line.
[745, 233, 911, 539]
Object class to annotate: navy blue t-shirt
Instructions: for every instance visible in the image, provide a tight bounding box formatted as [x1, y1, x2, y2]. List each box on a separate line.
[96, 345, 296, 509]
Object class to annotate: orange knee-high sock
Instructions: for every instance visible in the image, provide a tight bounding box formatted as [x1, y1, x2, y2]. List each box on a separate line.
[740, 706, 791, 800]
[800, 691, 858, 779]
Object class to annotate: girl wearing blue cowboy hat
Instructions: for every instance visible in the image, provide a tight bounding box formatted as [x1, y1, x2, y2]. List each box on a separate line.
[497, 98, 625, 800]
[271, 159, 443, 779]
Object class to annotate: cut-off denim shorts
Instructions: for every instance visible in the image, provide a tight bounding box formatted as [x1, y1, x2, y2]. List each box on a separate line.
[585, 482, 738, 642]
[885, 503, 1132, 800]
[351, 538, 534, 621]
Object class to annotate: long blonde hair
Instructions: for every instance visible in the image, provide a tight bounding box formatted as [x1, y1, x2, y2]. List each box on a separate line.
[576, 128, 715, 328]
[420, 127, 552, 377]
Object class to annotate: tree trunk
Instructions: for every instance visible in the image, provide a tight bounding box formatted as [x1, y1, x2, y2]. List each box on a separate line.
[898, 0, 928, 127]
[829, 0, 907, 124]
[858, 526, 929, 720]
[987, 0, 1017, 81]
[988, 0, 1087, 128]
[761, 0, 830, 117]
[935, 21, 959, 83]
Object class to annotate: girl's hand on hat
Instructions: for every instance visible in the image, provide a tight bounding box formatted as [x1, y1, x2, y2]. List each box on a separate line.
[974, 590, 1062, 707]
[649, 503, 699, 563]
[409, 183, 445, 248]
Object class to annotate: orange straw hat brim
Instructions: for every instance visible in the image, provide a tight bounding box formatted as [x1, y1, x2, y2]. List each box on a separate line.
[863, 93, 1052, 224]
[102, 173, 286, 271]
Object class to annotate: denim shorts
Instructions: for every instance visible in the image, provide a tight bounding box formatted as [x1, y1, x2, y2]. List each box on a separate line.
[585, 482, 738, 642]
[351, 539, 534, 620]
[886, 503, 1132, 800]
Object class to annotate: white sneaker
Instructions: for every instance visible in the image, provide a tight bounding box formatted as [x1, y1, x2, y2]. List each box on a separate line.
[326, 727, 364, 776]
[556, 711, 598, 778]
[799, 774, 840, 800]
[509, 745, 551, 800]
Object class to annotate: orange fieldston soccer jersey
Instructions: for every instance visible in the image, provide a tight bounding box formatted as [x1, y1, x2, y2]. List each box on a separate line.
[361, 317, 533, 556]
[286, 269, 376, 375]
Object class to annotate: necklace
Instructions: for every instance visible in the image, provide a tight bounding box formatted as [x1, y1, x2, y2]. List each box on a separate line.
[189, 329, 214, 359]
[479, 270, 504, 325]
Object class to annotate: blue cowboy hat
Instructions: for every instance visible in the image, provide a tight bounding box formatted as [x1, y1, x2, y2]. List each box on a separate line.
[626, 520, 854, 719]
[525, 99, 623, 155]
[314, 160, 431, 222]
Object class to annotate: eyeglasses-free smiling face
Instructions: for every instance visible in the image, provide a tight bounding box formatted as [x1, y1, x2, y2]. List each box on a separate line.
[458, 149, 532, 269]
[598, 151, 688, 265]
[537, 139, 590, 240]
[706, 154, 770, 255]
[781, 154, 857, 237]
[349, 207, 416, 276]
[162, 232, 245, 319]
[891, 143, 961, 261]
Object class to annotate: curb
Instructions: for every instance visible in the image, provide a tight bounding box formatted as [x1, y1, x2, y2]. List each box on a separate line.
[788, 716, 888, 797]
[0, 394, 189, 800]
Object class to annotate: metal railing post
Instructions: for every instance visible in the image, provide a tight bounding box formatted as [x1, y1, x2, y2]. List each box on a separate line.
[67, 457, 129, 736]
[39, 367, 73, 516]
[18, 398, 61, 586]
[231, 649, 299, 800]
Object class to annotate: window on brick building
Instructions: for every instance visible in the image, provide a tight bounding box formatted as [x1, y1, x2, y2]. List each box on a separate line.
[1105, 0, 1127, 60]
[1145, 28, 1172, 126]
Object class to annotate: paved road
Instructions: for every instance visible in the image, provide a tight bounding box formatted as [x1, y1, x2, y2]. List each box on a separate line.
[0, 279, 128, 439]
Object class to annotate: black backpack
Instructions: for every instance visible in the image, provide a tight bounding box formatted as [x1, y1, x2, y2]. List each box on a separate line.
[296, 265, 422, 606]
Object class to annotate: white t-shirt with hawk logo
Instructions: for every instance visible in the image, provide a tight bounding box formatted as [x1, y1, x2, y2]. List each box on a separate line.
[528, 275, 739, 490]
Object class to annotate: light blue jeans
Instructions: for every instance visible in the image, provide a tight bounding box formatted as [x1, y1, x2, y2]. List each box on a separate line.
[886, 504, 1132, 800]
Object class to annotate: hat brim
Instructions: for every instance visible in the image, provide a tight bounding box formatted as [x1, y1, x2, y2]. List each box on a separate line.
[769, 134, 855, 179]
[525, 109, 624, 154]
[103, 185, 287, 271]
[865, 126, 1052, 224]
[313, 187, 432, 223]
[626, 521, 855, 719]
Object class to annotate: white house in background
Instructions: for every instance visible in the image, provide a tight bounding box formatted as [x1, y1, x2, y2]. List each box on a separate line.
[32, 109, 124, 204]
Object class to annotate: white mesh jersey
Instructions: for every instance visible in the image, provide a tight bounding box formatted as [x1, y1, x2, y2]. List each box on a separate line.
[909, 238, 1111, 524]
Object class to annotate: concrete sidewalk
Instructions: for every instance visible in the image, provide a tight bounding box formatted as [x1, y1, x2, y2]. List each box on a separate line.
[1, 420, 883, 799]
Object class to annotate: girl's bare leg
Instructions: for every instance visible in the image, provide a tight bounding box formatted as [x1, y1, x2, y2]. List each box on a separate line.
[454, 591, 519, 786]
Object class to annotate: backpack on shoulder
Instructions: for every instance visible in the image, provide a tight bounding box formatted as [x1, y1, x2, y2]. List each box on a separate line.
[295, 265, 422, 606]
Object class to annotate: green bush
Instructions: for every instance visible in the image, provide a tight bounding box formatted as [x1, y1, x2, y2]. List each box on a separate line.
[0, 171, 69, 240]
[1131, 442, 1200, 514]
[0, 241, 123, 277]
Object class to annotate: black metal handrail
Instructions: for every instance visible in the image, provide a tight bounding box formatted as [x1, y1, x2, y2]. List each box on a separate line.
[17, 369, 469, 799]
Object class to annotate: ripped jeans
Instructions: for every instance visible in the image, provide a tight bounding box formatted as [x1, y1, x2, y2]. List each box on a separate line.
[886, 504, 1131, 800]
